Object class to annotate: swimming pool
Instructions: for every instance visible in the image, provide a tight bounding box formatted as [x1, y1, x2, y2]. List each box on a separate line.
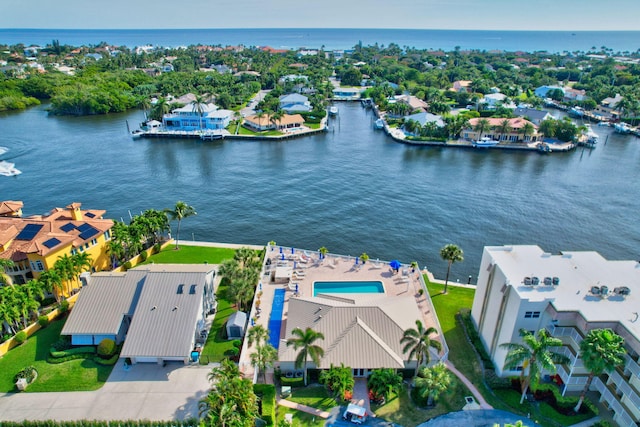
[313, 281, 385, 296]
[267, 288, 285, 349]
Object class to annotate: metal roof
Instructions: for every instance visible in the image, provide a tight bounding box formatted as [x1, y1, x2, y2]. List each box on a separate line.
[120, 271, 210, 359]
[61, 271, 146, 335]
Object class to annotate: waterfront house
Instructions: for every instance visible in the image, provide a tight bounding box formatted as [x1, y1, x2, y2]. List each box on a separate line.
[479, 93, 516, 110]
[563, 87, 587, 102]
[451, 80, 472, 93]
[471, 245, 640, 427]
[463, 118, 539, 142]
[394, 95, 429, 113]
[243, 113, 305, 132]
[513, 107, 553, 125]
[402, 112, 445, 134]
[594, 94, 623, 120]
[0, 202, 113, 293]
[333, 87, 362, 100]
[162, 104, 234, 131]
[278, 93, 312, 113]
[62, 264, 216, 364]
[534, 85, 564, 98]
[0, 200, 23, 217]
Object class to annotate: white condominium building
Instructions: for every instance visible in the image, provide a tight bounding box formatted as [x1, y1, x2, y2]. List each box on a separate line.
[471, 245, 640, 427]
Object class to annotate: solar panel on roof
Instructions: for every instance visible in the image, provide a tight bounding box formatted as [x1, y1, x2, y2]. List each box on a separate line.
[60, 223, 76, 232]
[43, 238, 62, 249]
[16, 224, 44, 241]
[85, 212, 96, 218]
[78, 226, 99, 240]
[76, 223, 93, 232]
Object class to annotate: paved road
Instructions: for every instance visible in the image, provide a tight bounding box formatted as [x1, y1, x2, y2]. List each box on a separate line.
[0, 362, 212, 421]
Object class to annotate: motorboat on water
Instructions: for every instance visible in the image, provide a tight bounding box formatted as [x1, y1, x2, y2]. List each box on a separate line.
[473, 137, 500, 148]
[584, 124, 598, 145]
[0, 160, 21, 176]
[374, 118, 385, 129]
[569, 106, 585, 117]
[614, 122, 632, 134]
[329, 106, 339, 116]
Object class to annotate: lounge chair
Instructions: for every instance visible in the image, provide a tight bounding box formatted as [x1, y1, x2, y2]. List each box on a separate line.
[288, 282, 299, 291]
[298, 253, 310, 263]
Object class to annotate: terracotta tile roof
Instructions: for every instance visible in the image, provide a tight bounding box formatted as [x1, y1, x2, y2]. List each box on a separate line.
[0, 200, 23, 216]
[468, 117, 538, 130]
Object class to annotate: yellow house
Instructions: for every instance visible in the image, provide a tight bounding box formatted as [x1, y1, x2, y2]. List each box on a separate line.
[0, 202, 113, 297]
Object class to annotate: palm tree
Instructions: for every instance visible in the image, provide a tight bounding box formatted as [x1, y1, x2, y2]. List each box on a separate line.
[520, 122, 535, 142]
[191, 94, 207, 130]
[574, 329, 626, 412]
[151, 96, 170, 121]
[164, 201, 196, 250]
[401, 319, 442, 375]
[497, 119, 512, 141]
[286, 327, 325, 385]
[415, 362, 452, 405]
[54, 254, 76, 297]
[319, 363, 354, 401]
[247, 324, 269, 348]
[38, 269, 63, 302]
[270, 109, 285, 131]
[367, 368, 403, 403]
[440, 244, 463, 294]
[500, 329, 570, 404]
[0, 259, 15, 285]
[473, 118, 491, 141]
[71, 252, 93, 287]
[250, 343, 278, 383]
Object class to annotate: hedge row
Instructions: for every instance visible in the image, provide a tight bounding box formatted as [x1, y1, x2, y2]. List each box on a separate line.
[253, 384, 275, 426]
[0, 420, 198, 427]
[50, 346, 96, 358]
[94, 354, 119, 366]
[279, 376, 304, 387]
[47, 353, 95, 364]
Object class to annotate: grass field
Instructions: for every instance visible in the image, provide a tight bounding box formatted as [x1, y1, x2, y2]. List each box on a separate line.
[0, 318, 113, 393]
[199, 284, 238, 364]
[277, 385, 337, 427]
[145, 245, 239, 264]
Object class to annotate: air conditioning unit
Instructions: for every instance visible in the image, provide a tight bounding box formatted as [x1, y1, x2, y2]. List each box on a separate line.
[600, 285, 609, 296]
[590, 286, 601, 295]
[524, 277, 532, 286]
[552, 277, 560, 286]
[615, 286, 631, 296]
[543, 277, 552, 286]
[532, 277, 540, 286]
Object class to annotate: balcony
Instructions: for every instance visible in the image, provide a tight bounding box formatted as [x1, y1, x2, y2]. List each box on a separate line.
[547, 323, 583, 347]
[595, 376, 639, 426]
[624, 354, 640, 378]
[609, 369, 640, 409]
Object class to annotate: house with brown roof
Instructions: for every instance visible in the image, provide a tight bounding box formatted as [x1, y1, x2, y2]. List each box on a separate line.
[463, 118, 540, 142]
[451, 80, 473, 93]
[0, 202, 113, 290]
[0, 200, 23, 217]
[243, 113, 305, 132]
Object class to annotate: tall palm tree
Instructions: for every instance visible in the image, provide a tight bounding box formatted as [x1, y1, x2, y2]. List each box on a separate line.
[415, 362, 452, 405]
[164, 201, 196, 250]
[191, 94, 207, 130]
[247, 324, 269, 348]
[440, 244, 463, 294]
[473, 118, 491, 141]
[53, 254, 76, 297]
[38, 269, 63, 302]
[270, 110, 285, 131]
[520, 122, 535, 142]
[286, 327, 325, 385]
[151, 96, 170, 121]
[497, 119, 512, 141]
[401, 319, 442, 375]
[500, 329, 570, 404]
[71, 252, 93, 287]
[574, 329, 626, 412]
[250, 343, 278, 383]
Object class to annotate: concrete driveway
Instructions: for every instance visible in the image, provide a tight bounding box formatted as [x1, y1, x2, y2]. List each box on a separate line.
[0, 362, 212, 421]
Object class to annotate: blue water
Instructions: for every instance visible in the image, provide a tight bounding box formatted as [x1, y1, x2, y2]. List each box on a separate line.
[313, 281, 385, 296]
[1, 28, 639, 53]
[267, 288, 285, 349]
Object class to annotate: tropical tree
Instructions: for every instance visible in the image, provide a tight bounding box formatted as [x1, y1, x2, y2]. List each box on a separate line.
[247, 324, 269, 348]
[191, 94, 207, 130]
[415, 362, 452, 405]
[319, 363, 354, 401]
[71, 252, 93, 287]
[164, 201, 196, 250]
[500, 329, 570, 404]
[440, 244, 463, 294]
[520, 122, 535, 142]
[367, 368, 403, 403]
[0, 259, 15, 285]
[150, 96, 170, 121]
[497, 119, 512, 141]
[473, 118, 491, 140]
[270, 109, 285, 130]
[250, 343, 278, 384]
[574, 329, 626, 412]
[286, 327, 325, 385]
[38, 269, 63, 301]
[401, 319, 442, 375]
[53, 254, 76, 297]
[318, 246, 328, 261]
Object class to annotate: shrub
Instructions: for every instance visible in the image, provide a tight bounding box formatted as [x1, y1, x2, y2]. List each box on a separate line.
[97, 338, 117, 358]
[226, 347, 239, 357]
[123, 261, 132, 271]
[279, 376, 304, 387]
[14, 366, 38, 384]
[51, 336, 72, 351]
[14, 331, 27, 344]
[153, 243, 162, 254]
[38, 315, 50, 328]
[94, 353, 119, 366]
[231, 339, 242, 349]
[50, 346, 96, 358]
[254, 384, 276, 425]
[47, 353, 95, 364]
[139, 250, 148, 262]
[59, 299, 70, 314]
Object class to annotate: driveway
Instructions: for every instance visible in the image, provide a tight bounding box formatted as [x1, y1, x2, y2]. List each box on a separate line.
[0, 362, 212, 421]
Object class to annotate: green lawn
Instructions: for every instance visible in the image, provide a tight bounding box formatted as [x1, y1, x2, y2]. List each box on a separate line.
[277, 386, 338, 427]
[0, 318, 114, 393]
[199, 284, 237, 364]
[306, 123, 321, 129]
[145, 245, 238, 265]
[237, 126, 283, 137]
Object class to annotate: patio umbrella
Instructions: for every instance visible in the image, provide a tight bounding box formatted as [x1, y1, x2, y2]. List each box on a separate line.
[281, 253, 285, 260]
[259, 282, 262, 291]
[294, 261, 297, 269]
[291, 247, 295, 254]
[390, 260, 401, 270]
[355, 257, 358, 265]
[279, 247, 283, 254]
[295, 283, 299, 293]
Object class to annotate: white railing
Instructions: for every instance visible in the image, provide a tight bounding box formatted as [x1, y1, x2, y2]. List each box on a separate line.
[594, 377, 637, 427]
[548, 324, 583, 345]
[609, 369, 640, 408]
[625, 354, 640, 378]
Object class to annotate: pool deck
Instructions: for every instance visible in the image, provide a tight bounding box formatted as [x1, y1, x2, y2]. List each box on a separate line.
[238, 246, 445, 380]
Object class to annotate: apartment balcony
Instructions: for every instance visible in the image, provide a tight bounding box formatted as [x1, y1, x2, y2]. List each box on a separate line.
[608, 369, 640, 409]
[547, 323, 583, 348]
[624, 353, 640, 378]
[595, 376, 639, 427]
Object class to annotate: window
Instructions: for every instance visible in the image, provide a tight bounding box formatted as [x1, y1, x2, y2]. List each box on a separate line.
[79, 246, 84, 252]
[524, 311, 541, 319]
[103, 230, 111, 241]
[90, 238, 97, 246]
[30, 260, 44, 272]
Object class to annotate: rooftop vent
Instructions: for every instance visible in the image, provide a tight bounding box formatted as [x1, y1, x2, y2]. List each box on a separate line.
[177, 284, 184, 294]
[189, 284, 197, 294]
[151, 306, 157, 311]
[172, 306, 178, 311]
[543, 277, 552, 286]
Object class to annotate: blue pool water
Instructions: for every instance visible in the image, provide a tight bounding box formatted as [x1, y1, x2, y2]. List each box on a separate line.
[268, 288, 286, 349]
[313, 281, 385, 296]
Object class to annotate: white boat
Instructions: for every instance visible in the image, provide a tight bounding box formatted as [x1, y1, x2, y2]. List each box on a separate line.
[473, 137, 500, 148]
[584, 124, 598, 145]
[329, 106, 338, 116]
[0, 146, 8, 156]
[569, 106, 585, 117]
[0, 160, 21, 176]
[374, 118, 385, 130]
[614, 122, 632, 134]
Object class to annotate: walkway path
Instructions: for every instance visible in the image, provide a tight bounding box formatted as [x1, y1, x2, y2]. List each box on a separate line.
[444, 360, 493, 410]
[351, 378, 371, 415]
[276, 397, 332, 418]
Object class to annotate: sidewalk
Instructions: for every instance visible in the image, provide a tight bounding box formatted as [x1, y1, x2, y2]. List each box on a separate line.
[276, 397, 332, 418]
[444, 360, 493, 410]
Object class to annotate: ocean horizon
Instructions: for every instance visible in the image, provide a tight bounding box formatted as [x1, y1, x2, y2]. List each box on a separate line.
[2, 28, 639, 53]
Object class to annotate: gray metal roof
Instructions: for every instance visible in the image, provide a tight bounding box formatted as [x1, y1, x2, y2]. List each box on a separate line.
[61, 271, 146, 336]
[278, 295, 424, 369]
[120, 271, 209, 359]
[227, 311, 247, 328]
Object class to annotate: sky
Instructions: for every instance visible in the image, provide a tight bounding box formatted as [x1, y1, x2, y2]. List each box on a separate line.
[1, 0, 639, 31]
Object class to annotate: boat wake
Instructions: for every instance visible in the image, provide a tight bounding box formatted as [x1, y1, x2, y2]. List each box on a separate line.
[0, 146, 22, 176]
